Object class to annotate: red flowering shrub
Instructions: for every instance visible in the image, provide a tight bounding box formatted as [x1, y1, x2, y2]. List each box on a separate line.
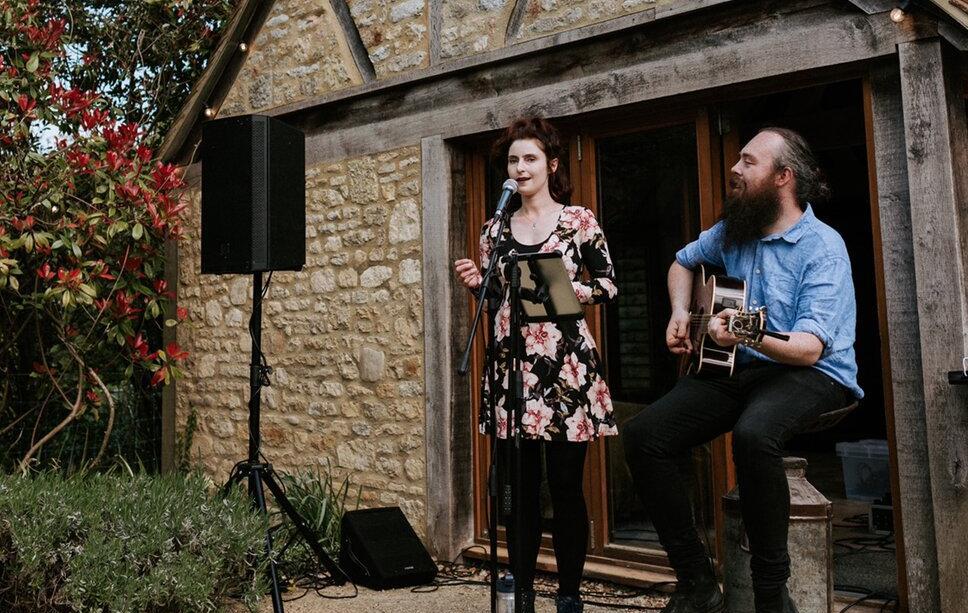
[0, 1, 196, 469]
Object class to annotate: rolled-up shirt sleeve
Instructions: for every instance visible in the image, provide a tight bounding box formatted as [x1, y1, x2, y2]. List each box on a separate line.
[676, 222, 726, 270]
[791, 256, 854, 354]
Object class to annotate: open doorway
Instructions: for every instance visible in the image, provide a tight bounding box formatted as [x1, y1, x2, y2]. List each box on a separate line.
[721, 79, 899, 604]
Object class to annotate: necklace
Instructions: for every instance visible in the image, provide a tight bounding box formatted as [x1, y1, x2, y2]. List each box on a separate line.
[521, 205, 561, 230]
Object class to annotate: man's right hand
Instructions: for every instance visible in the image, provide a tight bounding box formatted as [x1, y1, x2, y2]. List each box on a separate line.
[666, 308, 693, 354]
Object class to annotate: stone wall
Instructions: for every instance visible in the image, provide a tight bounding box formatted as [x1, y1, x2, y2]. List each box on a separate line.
[348, 0, 430, 77]
[216, 0, 691, 115]
[176, 146, 427, 530]
[219, 0, 363, 116]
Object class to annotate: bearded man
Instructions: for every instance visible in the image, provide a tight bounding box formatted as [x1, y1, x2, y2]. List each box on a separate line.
[622, 128, 863, 613]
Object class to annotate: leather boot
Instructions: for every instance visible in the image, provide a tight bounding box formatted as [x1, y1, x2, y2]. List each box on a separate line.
[662, 561, 726, 613]
[555, 593, 584, 613]
[754, 585, 798, 613]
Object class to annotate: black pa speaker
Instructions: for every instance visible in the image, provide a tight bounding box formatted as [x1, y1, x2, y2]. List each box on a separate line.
[200, 114, 305, 274]
[339, 507, 437, 590]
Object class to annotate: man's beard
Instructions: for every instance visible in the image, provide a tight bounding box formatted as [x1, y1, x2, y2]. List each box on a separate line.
[721, 182, 782, 247]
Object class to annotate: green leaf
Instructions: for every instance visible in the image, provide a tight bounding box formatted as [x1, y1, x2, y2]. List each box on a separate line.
[9, 276, 18, 291]
[79, 284, 97, 298]
[26, 53, 39, 73]
[165, 319, 178, 327]
[132, 223, 144, 240]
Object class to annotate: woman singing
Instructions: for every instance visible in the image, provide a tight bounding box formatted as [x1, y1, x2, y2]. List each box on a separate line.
[453, 117, 618, 613]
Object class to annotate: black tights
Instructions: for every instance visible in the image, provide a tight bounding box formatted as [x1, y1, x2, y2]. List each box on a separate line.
[495, 439, 589, 597]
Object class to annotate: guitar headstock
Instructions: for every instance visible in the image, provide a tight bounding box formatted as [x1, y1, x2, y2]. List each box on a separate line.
[727, 307, 767, 344]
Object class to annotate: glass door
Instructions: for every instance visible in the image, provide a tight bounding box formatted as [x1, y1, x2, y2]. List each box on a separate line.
[577, 110, 727, 569]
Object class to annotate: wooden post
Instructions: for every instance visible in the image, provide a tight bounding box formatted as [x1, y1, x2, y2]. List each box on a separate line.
[421, 135, 474, 559]
[898, 38, 968, 612]
[866, 61, 940, 612]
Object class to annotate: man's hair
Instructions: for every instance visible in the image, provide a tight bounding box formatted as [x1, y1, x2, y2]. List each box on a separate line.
[759, 127, 830, 208]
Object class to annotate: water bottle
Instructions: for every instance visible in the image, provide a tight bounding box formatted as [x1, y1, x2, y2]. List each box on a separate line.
[496, 572, 515, 613]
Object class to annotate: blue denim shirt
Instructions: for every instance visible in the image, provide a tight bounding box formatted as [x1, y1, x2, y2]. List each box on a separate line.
[676, 205, 863, 398]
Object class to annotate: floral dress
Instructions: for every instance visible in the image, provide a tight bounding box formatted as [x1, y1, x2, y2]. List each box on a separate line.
[478, 205, 619, 442]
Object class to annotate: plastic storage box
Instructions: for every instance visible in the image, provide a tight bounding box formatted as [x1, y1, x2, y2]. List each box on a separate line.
[835, 439, 890, 502]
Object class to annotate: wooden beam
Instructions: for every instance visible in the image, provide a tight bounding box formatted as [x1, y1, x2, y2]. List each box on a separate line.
[866, 61, 940, 613]
[429, 0, 442, 65]
[299, 2, 933, 165]
[505, 0, 529, 43]
[898, 38, 968, 612]
[328, 0, 376, 83]
[159, 0, 270, 162]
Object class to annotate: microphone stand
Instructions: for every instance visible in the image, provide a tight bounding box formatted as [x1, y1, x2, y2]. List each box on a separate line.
[458, 205, 512, 613]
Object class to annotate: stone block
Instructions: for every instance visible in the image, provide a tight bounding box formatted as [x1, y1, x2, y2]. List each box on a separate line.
[388, 199, 421, 244]
[360, 346, 387, 382]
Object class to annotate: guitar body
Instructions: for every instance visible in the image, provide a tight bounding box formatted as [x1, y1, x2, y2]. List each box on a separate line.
[686, 265, 747, 376]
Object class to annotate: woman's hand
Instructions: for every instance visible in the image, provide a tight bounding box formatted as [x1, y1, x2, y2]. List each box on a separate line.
[454, 258, 482, 290]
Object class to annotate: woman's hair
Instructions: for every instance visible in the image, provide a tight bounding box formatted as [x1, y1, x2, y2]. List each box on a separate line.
[759, 126, 831, 207]
[491, 116, 572, 203]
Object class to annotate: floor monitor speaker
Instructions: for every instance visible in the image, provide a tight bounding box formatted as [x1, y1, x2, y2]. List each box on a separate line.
[339, 507, 438, 590]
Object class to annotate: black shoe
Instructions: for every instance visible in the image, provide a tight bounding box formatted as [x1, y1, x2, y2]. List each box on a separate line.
[555, 594, 583, 613]
[662, 566, 726, 613]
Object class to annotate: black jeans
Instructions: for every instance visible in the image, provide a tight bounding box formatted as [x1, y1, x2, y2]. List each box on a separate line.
[496, 439, 589, 597]
[622, 362, 849, 608]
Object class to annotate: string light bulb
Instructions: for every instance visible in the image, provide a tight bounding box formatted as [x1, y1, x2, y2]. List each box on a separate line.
[204, 107, 215, 119]
[891, 1, 911, 23]
[239, 42, 248, 52]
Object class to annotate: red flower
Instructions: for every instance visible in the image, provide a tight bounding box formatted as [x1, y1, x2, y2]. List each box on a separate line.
[17, 95, 36, 115]
[165, 342, 188, 361]
[105, 150, 129, 173]
[66, 149, 91, 170]
[11, 215, 35, 231]
[176, 306, 188, 321]
[150, 367, 168, 387]
[151, 162, 183, 190]
[114, 181, 140, 201]
[80, 108, 110, 130]
[153, 279, 167, 294]
[137, 145, 153, 164]
[128, 333, 150, 359]
[113, 291, 142, 319]
[36, 263, 54, 280]
[56, 267, 82, 288]
[25, 18, 66, 50]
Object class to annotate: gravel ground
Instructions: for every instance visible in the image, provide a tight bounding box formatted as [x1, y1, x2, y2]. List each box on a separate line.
[241, 566, 671, 613]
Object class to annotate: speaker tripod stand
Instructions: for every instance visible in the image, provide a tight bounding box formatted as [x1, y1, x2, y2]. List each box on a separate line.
[223, 271, 348, 613]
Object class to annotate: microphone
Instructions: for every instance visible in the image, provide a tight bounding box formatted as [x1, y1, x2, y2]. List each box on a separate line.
[493, 178, 519, 220]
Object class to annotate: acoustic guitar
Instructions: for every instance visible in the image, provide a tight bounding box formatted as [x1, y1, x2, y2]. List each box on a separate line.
[684, 265, 788, 376]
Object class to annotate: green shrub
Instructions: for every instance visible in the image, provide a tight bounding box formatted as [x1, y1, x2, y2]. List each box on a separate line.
[0, 472, 269, 612]
[274, 465, 360, 579]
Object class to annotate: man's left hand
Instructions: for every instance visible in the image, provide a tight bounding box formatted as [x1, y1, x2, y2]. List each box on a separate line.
[708, 308, 742, 347]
